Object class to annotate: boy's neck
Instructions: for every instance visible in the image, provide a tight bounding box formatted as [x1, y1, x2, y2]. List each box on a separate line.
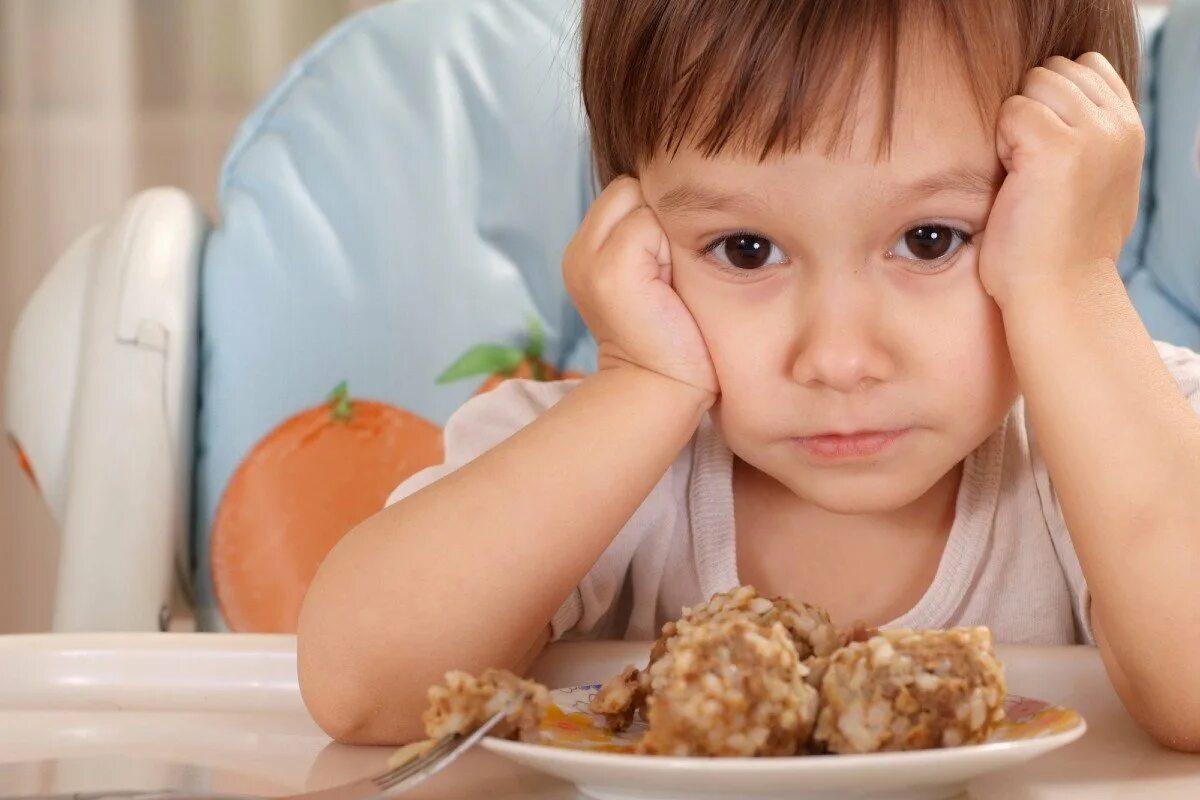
[732, 458, 963, 629]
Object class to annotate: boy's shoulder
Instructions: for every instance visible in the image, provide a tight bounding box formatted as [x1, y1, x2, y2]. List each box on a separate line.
[448, 376, 582, 424]
[441, 376, 584, 451]
[443, 375, 700, 480]
[387, 378, 590, 507]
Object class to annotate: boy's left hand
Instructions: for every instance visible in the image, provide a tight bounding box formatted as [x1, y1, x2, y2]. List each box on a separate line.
[979, 53, 1144, 310]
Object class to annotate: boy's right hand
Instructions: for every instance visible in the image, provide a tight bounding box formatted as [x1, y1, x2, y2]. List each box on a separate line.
[564, 176, 719, 402]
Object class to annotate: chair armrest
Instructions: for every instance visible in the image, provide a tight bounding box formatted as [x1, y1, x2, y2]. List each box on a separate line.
[5, 188, 209, 631]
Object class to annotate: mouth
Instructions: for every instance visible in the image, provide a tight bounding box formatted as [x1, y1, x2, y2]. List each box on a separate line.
[792, 429, 910, 460]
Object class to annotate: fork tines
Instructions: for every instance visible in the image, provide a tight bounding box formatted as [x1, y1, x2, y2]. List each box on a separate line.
[374, 735, 461, 792]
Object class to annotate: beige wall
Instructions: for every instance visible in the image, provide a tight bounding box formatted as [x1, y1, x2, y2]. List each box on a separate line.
[0, 0, 377, 632]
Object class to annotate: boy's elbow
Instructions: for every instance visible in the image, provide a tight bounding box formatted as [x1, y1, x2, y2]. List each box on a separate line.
[1129, 691, 1200, 754]
[295, 662, 360, 743]
[302, 681, 374, 744]
[1144, 714, 1200, 754]
[298, 647, 427, 745]
[297, 608, 426, 745]
[297, 638, 371, 743]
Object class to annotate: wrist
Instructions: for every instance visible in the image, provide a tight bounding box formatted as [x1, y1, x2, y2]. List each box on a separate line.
[594, 361, 718, 415]
[994, 259, 1124, 323]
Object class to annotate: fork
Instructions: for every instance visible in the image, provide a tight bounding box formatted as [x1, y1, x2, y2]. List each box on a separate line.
[5, 700, 520, 800]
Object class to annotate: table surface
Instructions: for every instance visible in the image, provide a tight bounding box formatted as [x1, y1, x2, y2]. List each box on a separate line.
[0, 635, 1197, 799]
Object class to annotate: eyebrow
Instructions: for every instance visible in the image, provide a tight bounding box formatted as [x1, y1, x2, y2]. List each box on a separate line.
[654, 184, 770, 217]
[894, 165, 1003, 204]
[654, 165, 1001, 219]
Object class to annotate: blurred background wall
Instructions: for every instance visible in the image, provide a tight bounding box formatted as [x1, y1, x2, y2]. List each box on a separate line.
[0, 0, 382, 633]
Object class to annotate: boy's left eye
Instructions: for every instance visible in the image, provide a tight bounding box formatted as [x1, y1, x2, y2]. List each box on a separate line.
[888, 225, 972, 267]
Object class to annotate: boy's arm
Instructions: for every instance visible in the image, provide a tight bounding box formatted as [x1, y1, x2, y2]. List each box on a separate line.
[1003, 270, 1200, 753]
[297, 366, 712, 745]
[983, 54, 1200, 752]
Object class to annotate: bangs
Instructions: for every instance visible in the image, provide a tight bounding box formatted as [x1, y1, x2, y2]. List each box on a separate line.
[580, 0, 1139, 183]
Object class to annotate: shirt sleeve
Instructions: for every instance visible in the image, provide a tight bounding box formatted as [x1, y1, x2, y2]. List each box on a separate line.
[1030, 340, 1200, 644]
[1154, 340, 1200, 417]
[385, 378, 579, 506]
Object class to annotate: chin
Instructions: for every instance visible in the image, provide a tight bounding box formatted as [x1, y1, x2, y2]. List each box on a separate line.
[775, 467, 944, 515]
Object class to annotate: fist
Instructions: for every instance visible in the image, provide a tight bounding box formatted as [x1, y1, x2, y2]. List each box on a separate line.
[563, 176, 719, 399]
[979, 52, 1145, 309]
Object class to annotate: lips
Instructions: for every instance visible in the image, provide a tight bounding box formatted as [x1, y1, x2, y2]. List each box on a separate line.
[793, 429, 909, 459]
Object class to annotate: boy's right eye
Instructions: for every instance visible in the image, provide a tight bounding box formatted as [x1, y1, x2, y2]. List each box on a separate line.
[702, 232, 787, 271]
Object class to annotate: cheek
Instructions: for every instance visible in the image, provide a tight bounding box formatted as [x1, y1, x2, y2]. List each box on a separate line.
[692, 302, 762, 389]
[675, 276, 788, 396]
[922, 282, 1017, 422]
[671, 250, 771, 374]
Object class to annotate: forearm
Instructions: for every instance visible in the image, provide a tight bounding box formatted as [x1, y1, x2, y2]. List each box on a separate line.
[297, 366, 712, 744]
[1000, 266, 1200, 747]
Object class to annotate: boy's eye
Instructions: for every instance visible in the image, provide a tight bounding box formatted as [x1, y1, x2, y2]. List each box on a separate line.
[706, 233, 787, 271]
[889, 225, 972, 266]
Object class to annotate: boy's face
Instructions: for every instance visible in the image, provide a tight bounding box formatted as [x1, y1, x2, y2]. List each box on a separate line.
[640, 48, 1019, 514]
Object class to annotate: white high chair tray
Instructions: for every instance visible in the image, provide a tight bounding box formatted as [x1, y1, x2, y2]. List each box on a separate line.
[0, 635, 1195, 800]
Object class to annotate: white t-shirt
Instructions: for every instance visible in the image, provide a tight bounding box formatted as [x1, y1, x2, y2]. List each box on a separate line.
[387, 341, 1200, 646]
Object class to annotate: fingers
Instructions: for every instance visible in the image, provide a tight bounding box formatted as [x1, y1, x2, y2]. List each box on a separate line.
[601, 205, 672, 272]
[1020, 53, 1136, 130]
[576, 175, 650, 252]
[996, 94, 1071, 170]
[1043, 55, 1120, 109]
[1021, 65, 1096, 127]
[564, 179, 673, 298]
[1077, 51, 1134, 105]
[569, 176, 671, 284]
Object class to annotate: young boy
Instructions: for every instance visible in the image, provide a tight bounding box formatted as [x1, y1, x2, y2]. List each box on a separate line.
[297, 0, 1200, 751]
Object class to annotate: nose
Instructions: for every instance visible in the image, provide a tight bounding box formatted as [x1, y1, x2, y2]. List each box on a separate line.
[789, 272, 895, 393]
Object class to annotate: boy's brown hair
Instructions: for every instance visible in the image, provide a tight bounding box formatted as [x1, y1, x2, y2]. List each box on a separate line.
[580, 0, 1140, 185]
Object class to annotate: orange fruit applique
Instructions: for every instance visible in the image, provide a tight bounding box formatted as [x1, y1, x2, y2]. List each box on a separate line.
[210, 382, 443, 632]
[438, 317, 586, 395]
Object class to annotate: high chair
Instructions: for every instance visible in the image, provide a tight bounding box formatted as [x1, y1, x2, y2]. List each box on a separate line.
[4, 0, 1197, 633]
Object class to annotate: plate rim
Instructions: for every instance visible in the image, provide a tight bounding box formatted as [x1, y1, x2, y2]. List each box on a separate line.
[480, 686, 1088, 771]
[481, 718, 1086, 770]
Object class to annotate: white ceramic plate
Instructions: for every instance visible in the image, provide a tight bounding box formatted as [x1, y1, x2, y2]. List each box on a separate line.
[480, 684, 1086, 800]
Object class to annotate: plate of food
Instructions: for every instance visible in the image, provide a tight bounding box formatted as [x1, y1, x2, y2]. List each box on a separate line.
[413, 586, 1086, 800]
